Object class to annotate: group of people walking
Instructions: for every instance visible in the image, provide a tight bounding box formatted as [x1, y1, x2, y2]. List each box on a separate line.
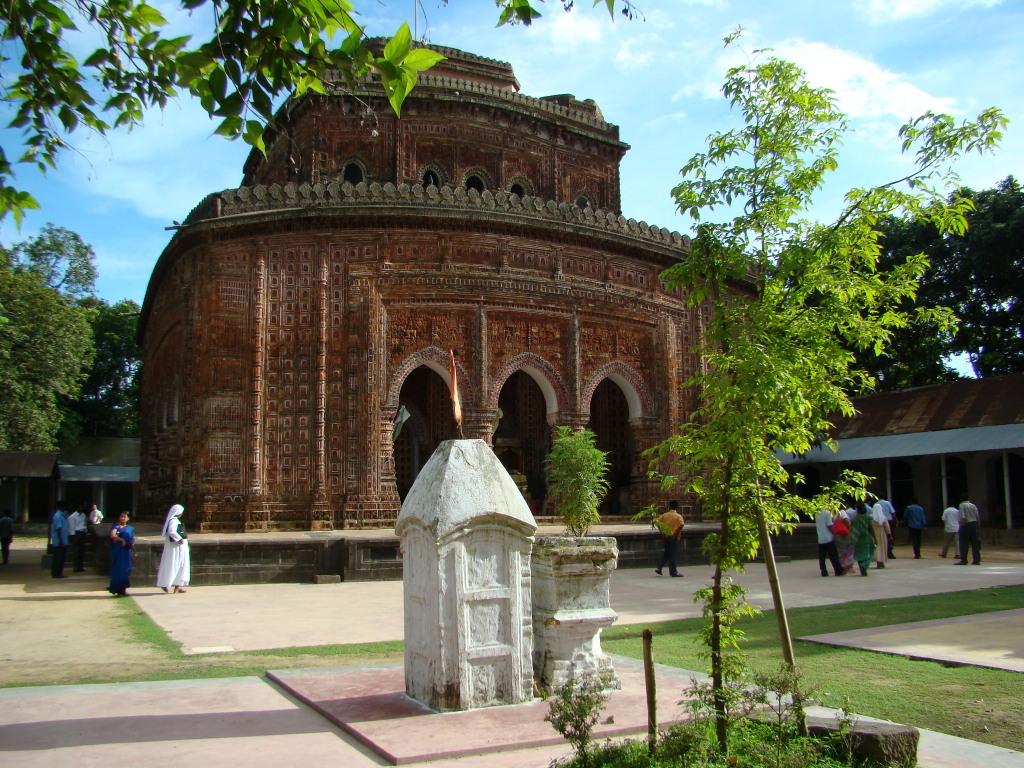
[817, 496, 983, 577]
[816, 501, 893, 577]
[44, 501, 191, 596]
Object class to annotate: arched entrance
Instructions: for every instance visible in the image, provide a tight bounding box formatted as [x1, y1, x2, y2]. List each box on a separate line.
[393, 366, 458, 500]
[493, 370, 550, 514]
[588, 378, 634, 517]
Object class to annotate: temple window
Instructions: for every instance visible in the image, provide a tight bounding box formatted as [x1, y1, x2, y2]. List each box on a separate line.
[343, 162, 364, 184]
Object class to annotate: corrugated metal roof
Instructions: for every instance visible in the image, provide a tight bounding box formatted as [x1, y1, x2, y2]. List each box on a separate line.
[835, 373, 1024, 439]
[0, 452, 58, 478]
[781, 423, 1024, 465]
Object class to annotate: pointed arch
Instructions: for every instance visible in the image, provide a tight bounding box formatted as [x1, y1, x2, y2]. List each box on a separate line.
[386, 346, 470, 412]
[489, 352, 566, 419]
[582, 360, 650, 420]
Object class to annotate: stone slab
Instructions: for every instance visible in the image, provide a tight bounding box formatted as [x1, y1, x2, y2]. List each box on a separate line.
[799, 608, 1024, 673]
[267, 661, 695, 765]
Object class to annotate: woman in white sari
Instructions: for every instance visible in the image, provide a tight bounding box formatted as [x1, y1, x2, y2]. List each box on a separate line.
[156, 504, 190, 593]
[870, 502, 891, 569]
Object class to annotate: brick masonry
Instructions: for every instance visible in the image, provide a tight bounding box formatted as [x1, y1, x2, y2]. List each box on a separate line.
[138, 46, 707, 532]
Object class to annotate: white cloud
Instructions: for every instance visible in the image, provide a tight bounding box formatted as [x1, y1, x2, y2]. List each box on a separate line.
[773, 40, 959, 120]
[858, 0, 1003, 24]
[614, 35, 660, 70]
[641, 111, 689, 131]
[525, 6, 607, 49]
[65, 100, 249, 222]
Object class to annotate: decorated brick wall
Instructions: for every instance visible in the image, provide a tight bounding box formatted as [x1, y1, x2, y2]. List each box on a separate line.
[139, 46, 703, 531]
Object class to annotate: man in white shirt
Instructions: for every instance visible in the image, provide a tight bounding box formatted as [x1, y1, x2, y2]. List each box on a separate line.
[87, 504, 104, 533]
[87, 504, 107, 570]
[956, 499, 981, 565]
[815, 508, 845, 577]
[67, 505, 89, 573]
[939, 505, 960, 558]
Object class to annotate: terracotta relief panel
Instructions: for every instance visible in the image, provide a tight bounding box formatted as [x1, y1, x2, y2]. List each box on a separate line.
[580, 323, 651, 373]
[388, 308, 473, 363]
[487, 312, 567, 371]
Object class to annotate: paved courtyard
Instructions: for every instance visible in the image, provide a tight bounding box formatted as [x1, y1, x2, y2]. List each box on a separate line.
[2, 536, 1023, 767]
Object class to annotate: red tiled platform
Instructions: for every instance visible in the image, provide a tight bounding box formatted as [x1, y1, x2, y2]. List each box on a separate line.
[267, 663, 693, 765]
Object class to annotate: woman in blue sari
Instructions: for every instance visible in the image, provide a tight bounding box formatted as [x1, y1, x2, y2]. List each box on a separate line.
[107, 511, 135, 596]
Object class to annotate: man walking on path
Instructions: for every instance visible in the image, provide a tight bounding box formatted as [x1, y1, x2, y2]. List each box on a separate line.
[903, 498, 927, 559]
[957, 499, 981, 565]
[655, 501, 686, 577]
[68, 505, 89, 572]
[940, 505, 960, 558]
[815, 508, 845, 577]
[49, 502, 69, 578]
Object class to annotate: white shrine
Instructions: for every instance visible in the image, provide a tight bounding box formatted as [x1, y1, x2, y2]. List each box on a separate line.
[396, 439, 538, 711]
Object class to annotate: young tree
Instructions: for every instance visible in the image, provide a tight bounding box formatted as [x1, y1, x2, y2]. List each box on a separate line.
[1, 0, 632, 224]
[649, 38, 1004, 751]
[547, 426, 611, 537]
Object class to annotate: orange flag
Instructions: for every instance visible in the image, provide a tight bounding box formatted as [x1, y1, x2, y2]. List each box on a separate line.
[449, 349, 463, 426]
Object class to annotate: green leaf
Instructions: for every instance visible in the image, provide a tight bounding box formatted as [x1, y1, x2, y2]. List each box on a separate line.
[213, 114, 244, 138]
[383, 22, 412, 65]
[135, 3, 168, 26]
[177, 50, 214, 72]
[208, 67, 227, 100]
[403, 48, 445, 73]
[83, 49, 110, 68]
[243, 120, 266, 154]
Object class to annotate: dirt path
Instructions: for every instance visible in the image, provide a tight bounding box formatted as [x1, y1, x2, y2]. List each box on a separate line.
[0, 540, 401, 688]
[0, 540, 166, 686]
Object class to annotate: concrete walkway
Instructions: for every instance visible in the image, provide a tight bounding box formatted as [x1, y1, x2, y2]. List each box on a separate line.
[2, 541, 1024, 766]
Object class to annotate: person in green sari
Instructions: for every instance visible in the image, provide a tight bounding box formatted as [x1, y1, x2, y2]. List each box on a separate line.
[850, 501, 877, 576]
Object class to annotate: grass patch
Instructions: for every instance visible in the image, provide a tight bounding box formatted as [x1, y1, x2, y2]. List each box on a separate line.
[603, 586, 1024, 753]
[115, 598, 184, 655]
[81, 598, 406, 686]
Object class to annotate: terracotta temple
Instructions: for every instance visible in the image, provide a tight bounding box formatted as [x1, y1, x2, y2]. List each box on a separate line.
[138, 44, 706, 531]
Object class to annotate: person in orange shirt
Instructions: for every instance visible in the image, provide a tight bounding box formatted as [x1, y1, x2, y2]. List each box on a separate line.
[654, 501, 686, 578]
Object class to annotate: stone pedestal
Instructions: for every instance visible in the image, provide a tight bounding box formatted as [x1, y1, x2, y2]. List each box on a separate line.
[531, 535, 619, 690]
[396, 439, 537, 712]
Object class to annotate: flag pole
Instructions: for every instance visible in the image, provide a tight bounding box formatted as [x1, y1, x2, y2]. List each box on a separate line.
[449, 349, 464, 439]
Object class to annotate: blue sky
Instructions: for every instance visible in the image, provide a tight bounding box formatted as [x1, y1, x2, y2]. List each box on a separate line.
[2, 0, 1021, 308]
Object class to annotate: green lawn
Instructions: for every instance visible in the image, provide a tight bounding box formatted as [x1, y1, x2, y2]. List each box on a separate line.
[601, 586, 1024, 752]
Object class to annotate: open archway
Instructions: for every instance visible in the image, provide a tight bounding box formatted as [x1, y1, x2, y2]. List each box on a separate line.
[392, 366, 458, 500]
[587, 378, 634, 517]
[493, 370, 550, 514]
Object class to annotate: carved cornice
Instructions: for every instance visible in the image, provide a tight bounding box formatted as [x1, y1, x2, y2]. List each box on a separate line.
[142, 183, 692, 337]
[186, 181, 688, 247]
[320, 75, 624, 146]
